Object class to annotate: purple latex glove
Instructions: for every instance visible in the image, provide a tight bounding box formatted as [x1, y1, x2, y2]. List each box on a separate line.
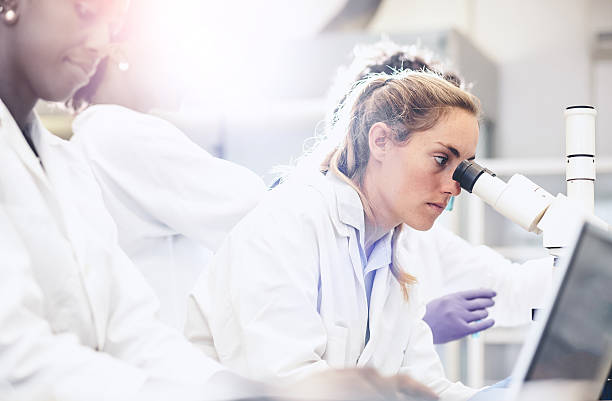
[423, 288, 496, 344]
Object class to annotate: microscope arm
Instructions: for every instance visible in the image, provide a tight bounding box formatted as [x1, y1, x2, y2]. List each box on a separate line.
[453, 160, 611, 256]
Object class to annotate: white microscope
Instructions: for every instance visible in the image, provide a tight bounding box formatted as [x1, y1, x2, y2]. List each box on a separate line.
[453, 105, 612, 398]
[452, 105, 611, 259]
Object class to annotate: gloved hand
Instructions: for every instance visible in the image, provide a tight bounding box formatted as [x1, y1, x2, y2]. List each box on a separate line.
[423, 288, 496, 344]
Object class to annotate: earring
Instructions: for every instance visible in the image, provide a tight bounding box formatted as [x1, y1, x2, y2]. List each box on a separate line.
[118, 59, 130, 72]
[4, 8, 18, 24]
[107, 44, 129, 72]
[115, 50, 130, 72]
[1, 0, 18, 25]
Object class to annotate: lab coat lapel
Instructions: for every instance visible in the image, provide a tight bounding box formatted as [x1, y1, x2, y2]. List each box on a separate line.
[34, 122, 110, 349]
[0, 102, 73, 245]
[347, 233, 366, 293]
[357, 266, 394, 365]
[328, 174, 368, 296]
[358, 235, 420, 369]
[0, 102, 107, 348]
[34, 123, 87, 263]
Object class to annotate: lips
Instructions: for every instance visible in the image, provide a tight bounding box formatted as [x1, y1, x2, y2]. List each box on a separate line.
[426, 200, 449, 214]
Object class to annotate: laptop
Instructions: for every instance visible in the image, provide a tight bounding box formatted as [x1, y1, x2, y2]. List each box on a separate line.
[505, 221, 612, 401]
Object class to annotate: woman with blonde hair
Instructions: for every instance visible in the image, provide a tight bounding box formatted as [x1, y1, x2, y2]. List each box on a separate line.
[333, 40, 553, 346]
[185, 71, 483, 400]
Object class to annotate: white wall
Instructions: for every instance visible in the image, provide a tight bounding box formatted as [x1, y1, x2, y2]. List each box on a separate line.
[369, 0, 612, 158]
[472, 0, 592, 158]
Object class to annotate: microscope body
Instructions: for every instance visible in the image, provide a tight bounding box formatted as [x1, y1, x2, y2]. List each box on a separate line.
[467, 170, 608, 257]
[453, 105, 608, 257]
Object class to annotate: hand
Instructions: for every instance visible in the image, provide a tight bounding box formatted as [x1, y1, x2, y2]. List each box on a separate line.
[423, 288, 496, 344]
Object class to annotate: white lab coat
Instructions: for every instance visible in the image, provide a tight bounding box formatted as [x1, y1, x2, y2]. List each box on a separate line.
[397, 224, 554, 327]
[0, 99, 234, 401]
[71, 105, 266, 328]
[185, 171, 479, 401]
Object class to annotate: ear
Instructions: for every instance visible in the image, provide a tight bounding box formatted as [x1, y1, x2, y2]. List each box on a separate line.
[368, 122, 393, 163]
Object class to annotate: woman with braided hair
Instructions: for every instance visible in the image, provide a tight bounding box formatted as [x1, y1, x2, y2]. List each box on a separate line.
[0, 1, 255, 399]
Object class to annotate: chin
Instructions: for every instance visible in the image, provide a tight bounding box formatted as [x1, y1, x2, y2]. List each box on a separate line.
[38, 84, 80, 103]
[45, 72, 91, 102]
[404, 218, 435, 231]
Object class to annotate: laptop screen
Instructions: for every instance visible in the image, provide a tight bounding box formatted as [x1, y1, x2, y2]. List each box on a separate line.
[525, 223, 612, 382]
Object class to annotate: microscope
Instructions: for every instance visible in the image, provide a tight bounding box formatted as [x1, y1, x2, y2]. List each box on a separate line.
[453, 105, 612, 399]
[453, 105, 610, 259]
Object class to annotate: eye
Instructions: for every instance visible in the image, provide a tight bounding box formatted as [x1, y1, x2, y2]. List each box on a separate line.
[434, 155, 448, 167]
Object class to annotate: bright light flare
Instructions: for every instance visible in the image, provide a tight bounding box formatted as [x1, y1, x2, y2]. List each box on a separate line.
[150, 0, 346, 104]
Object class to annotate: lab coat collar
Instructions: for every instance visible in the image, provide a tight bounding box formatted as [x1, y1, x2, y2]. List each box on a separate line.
[327, 172, 366, 234]
[365, 231, 393, 274]
[1, 101, 109, 348]
[327, 172, 393, 269]
[0, 99, 50, 187]
[326, 173, 400, 365]
[72, 104, 134, 131]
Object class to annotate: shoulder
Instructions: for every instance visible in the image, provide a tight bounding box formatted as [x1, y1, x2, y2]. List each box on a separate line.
[38, 121, 90, 168]
[276, 173, 340, 221]
[234, 174, 339, 238]
[71, 105, 184, 147]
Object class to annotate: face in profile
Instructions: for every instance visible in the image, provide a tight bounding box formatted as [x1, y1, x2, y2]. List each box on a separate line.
[371, 108, 479, 231]
[8, 0, 128, 102]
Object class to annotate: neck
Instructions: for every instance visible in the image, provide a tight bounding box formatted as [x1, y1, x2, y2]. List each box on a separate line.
[0, 63, 37, 132]
[363, 217, 392, 256]
[0, 33, 39, 158]
[361, 168, 399, 255]
[0, 81, 39, 157]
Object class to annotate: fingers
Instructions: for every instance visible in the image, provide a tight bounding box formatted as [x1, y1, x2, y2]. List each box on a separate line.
[465, 308, 489, 323]
[458, 288, 497, 300]
[466, 318, 495, 335]
[465, 296, 495, 311]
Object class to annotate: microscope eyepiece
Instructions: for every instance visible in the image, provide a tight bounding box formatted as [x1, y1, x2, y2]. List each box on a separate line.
[452, 160, 496, 193]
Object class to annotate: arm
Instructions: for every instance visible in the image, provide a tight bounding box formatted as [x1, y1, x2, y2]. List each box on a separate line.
[399, 302, 479, 401]
[186, 192, 331, 381]
[103, 246, 228, 384]
[102, 246, 264, 401]
[434, 225, 554, 326]
[73, 108, 266, 251]
[0, 208, 148, 401]
[81, 191, 250, 398]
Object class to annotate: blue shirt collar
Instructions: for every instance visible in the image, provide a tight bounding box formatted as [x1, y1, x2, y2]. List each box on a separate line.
[327, 172, 393, 271]
[364, 231, 393, 274]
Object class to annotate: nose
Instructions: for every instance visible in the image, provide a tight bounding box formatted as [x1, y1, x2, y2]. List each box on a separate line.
[444, 173, 462, 196]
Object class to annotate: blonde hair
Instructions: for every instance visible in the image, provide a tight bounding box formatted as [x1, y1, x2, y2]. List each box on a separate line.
[321, 71, 481, 299]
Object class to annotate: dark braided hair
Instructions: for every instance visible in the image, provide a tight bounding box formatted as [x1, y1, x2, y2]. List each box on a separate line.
[328, 40, 466, 128]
